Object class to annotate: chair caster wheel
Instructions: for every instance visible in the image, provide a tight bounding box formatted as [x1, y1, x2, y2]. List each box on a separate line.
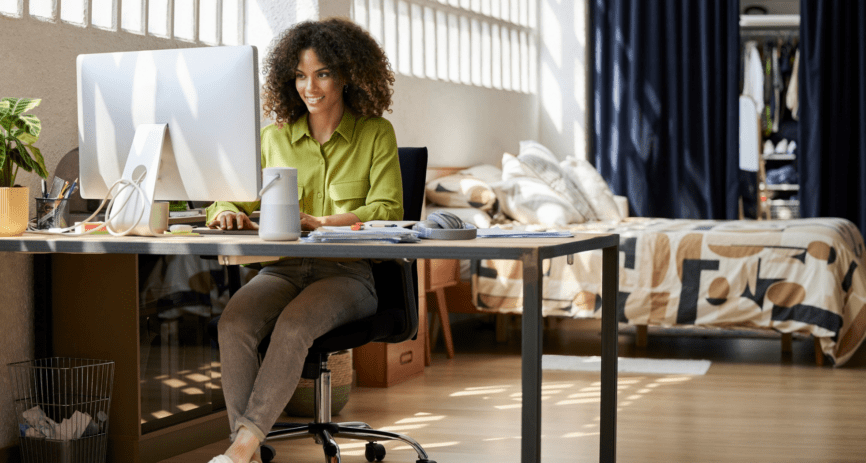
[365, 442, 386, 462]
[260, 444, 276, 463]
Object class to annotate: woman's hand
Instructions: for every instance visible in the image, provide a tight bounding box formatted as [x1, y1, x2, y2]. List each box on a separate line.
[208, 211, 259, 230]
[300, 212, 324, 231]
[300, 212, 360, 231]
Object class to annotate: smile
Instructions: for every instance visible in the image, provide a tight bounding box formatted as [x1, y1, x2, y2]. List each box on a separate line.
[306, 96, 324, 104]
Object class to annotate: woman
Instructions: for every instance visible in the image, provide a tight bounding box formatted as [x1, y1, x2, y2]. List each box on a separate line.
[206, 17, 402, 463]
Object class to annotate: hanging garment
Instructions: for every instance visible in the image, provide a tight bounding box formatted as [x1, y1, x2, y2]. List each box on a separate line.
[739, 96, 760, 172]
[763, 41, 775, 136]
[742, 41, 764, 116]
[739, 95, 760, 220]
[772, 43, 784, 132]
[786, 48, 800, 120]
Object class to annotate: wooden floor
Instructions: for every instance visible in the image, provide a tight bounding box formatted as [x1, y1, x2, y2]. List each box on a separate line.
[161, 317, 866, 463]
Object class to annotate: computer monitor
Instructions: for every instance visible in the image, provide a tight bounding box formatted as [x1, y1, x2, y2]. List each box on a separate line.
[76, 45, 262, 235]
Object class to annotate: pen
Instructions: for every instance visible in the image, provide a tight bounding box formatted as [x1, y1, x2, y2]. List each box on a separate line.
[58, 181, 70, 198]
[41, 179, 48, 198]
[65, 178, 79, 199]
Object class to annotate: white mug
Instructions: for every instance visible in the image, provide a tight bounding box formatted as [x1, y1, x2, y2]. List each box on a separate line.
[258, 167, 302, 241]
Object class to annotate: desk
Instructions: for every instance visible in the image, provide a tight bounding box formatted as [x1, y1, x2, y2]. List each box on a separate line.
[1, 232, 619, 463]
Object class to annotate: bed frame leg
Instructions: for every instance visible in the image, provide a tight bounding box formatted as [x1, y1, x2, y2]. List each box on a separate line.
[635, 325, 648, 348]
[495, 314, 511, 343]
[814, 337, 825, 367]
[781, 333, 793, 354]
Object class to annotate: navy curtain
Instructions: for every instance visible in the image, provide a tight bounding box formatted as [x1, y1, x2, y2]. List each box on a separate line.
[799, 0, 866, 234]
[591, 0, 741, 219]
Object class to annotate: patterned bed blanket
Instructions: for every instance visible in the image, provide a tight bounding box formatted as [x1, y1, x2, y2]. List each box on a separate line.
[472, 217, 866, 366]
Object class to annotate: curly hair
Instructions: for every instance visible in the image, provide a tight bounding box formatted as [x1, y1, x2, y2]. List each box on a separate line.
[262, 17, 395, 125]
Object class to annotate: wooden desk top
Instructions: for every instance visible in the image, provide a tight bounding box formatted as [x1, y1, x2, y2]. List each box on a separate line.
[0, 232, 618, 261]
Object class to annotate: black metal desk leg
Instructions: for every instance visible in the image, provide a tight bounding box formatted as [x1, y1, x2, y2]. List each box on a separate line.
[521, 250, 543, 463]
[600, 243, 619, 462]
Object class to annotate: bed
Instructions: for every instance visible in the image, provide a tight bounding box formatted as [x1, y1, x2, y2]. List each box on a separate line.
[423, 141, 866, 366]
[471, 217, 866, 366]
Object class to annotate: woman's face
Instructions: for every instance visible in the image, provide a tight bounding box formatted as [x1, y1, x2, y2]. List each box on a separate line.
[295, 48, 343, 118]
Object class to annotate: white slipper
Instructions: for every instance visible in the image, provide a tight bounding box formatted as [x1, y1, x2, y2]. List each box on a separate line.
[207, 456, 233, 463]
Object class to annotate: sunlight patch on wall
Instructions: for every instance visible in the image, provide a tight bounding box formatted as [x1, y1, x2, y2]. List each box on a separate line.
[354, 0, 537, 94]
[123, 0, 144, 33]
[148, 0, 169, 36]
[60, 0, 85, 24]
[10, 0, 244, 45]
[29, 0, 55, 20]
[0, 0, 19, 16]
[541, 60, 563, 133]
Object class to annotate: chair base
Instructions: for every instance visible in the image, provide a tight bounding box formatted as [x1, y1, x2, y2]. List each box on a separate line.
[262, 421, 436, 463]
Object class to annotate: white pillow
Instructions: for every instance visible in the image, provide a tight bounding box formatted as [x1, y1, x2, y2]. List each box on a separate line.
[459, 164, 502, 185]
[515, 144, 597, 222]
[425, 172, 498, 211]
[499, 176, 586, 226]
[501, 152, 532, 180]
[426, 206, 492, 228]
[519, 140, 560, 163]
[559, 156, 622, 222]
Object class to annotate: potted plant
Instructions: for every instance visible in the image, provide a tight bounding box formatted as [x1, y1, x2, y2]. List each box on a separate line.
[1, 97, 49, 236]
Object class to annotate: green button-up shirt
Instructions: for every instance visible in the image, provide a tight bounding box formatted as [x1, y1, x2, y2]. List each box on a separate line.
[206, 111, 403, 223]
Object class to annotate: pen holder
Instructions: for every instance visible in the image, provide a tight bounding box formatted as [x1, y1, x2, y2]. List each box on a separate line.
[35, 197, 71, 230]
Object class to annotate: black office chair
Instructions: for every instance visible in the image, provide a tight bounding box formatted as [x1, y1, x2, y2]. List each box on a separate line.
[210, 147, 435, 463]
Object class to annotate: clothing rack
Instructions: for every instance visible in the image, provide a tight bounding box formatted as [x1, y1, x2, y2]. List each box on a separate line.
[740, 29, 798, 40]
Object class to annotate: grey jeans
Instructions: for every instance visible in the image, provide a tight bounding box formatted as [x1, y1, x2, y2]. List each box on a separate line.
[217, 258, 378, 443]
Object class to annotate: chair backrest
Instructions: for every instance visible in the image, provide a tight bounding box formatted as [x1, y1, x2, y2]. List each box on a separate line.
[398, 147, 428, 221]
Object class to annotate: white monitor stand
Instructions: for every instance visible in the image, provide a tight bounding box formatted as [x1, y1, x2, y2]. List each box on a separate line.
[108, 124, 176, 236]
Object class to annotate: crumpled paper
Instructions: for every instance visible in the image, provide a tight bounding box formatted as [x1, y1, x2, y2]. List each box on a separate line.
[21, 406, 98, 440]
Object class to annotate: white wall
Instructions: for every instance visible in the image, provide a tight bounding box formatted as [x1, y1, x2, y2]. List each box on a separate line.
[390, 74, 537, 167]
[538, 0, 590, 161]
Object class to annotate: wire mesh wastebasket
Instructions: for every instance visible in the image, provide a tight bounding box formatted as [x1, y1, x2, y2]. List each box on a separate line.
[8, 358, 115, 463]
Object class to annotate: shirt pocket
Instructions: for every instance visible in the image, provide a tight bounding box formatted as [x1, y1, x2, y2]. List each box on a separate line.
[329, 179, 369, 214]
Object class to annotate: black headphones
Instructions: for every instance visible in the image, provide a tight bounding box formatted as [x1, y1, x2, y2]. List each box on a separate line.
[413, 211, 477, 240]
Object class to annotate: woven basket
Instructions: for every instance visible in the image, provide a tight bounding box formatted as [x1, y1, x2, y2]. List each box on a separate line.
[284, 350, 353, 417]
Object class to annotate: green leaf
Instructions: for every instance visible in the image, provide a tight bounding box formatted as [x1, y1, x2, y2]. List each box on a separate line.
[0, 98, 41, 117]
[0, 100, 10, 117]
[17, 114, 41, 138]
[0, 114, 12, 133]
[8, 147, 31, 173]
[26, 145, 49, 179]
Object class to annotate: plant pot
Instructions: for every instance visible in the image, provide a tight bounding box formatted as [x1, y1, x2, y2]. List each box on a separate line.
[284, 350, 353, 418]
[0, 186, 29, 237]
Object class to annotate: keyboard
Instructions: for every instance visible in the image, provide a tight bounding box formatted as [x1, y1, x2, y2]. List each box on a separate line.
[192, 227, 259, 235]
